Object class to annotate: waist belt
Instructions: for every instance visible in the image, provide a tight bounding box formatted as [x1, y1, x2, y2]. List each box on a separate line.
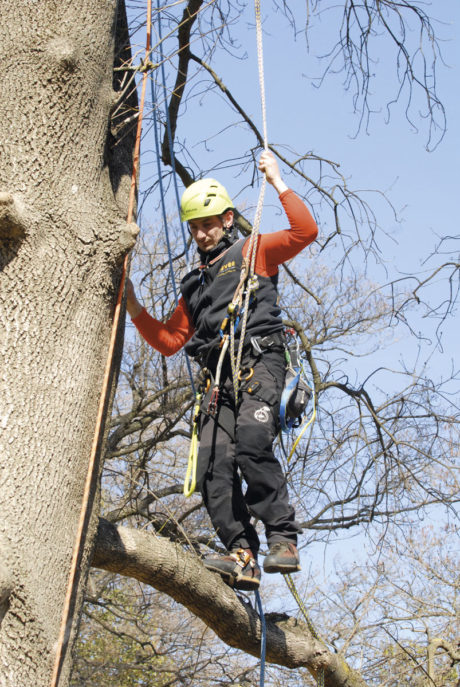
[250, 330, 286, 354]
[195, 330, 285, 369]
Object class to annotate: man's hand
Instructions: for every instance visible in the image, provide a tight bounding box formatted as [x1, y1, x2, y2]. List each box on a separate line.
[125, 278, 144, 319]
[258, 150, 288, 195]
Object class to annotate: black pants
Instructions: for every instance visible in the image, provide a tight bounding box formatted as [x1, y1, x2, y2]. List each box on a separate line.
[196, 348, 301, 554]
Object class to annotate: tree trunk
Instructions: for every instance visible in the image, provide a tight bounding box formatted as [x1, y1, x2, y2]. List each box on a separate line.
[0, 2, 136, 685]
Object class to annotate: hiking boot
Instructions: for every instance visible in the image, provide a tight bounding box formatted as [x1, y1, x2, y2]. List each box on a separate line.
[203, 548, 261, 591]
[263, 542, 301, 574]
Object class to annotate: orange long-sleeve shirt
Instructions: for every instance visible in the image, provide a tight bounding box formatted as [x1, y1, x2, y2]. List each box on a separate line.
[132, 189, 317, 356]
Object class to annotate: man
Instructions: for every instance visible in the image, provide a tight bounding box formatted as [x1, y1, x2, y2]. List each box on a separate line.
[126, 151, 318, 590]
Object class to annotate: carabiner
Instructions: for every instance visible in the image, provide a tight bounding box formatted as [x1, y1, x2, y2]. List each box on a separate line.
[238, 367, 254, 382]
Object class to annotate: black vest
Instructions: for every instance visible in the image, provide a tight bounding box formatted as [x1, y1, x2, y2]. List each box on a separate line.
[180, 235, 283, 360]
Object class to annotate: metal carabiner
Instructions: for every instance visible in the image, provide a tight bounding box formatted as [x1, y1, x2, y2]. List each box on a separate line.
[238, 367, 254, 382]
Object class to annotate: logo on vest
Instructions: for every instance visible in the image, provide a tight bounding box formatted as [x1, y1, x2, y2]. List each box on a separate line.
[217, 260, 237, 276]
[254, 406, 270, 423]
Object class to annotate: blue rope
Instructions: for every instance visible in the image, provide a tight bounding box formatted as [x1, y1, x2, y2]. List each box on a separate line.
[255, 590, 266, 687]
[150, 67, 195, 392]
[155, 0, 191, 270]
[151, 81, 179, 304]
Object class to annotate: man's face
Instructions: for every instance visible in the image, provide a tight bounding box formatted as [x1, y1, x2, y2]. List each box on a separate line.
[189, 210, 234, 252]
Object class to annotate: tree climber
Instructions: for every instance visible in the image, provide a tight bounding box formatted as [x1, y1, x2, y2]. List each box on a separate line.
[126, 151, 318, 591]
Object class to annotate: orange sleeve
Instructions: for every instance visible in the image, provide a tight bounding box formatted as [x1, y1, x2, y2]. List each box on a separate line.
[131, 296, 194, 356]
[243, 189, 318, 277]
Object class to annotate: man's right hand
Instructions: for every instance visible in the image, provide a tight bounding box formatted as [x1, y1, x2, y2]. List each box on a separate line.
[125, 278, 144, 318]
[258, 150, 288, 195]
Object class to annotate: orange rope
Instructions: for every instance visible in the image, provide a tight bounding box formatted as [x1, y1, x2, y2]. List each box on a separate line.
[49, 3, 152, 685]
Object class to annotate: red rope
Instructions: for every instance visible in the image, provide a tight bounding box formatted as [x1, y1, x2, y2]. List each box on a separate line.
[49, 3, 152, 685]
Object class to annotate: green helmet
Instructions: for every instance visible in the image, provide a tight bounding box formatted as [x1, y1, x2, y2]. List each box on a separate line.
[180, 178, 234, 222]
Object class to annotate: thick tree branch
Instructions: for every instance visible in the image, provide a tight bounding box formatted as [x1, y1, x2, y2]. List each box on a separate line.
[93, 518, 368, 687]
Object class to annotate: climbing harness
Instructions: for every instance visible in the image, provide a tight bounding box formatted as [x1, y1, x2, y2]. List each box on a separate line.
[50, 4, 153, 687]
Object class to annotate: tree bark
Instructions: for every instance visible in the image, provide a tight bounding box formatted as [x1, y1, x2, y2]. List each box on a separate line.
[93, 519, 368, 687]
[0, 2, 136, 685]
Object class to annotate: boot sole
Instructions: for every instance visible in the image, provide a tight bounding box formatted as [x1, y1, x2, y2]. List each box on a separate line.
[234, 576, 261, 591]
[205, 563, 261, 591]
[263, 563, 301, 574]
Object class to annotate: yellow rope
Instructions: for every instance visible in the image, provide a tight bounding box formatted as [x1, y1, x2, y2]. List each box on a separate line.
[183, 393, 202, 497]
[285, 574, 325, 686]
